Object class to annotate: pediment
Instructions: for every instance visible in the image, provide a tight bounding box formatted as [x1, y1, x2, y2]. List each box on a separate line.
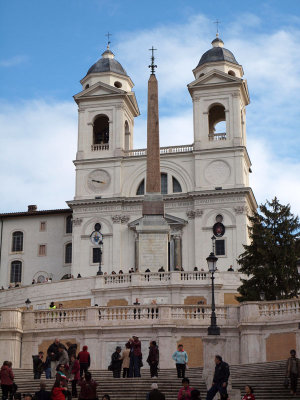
[129, 213, 187, 229]
[74, 81, 126, 99]
[188, 70, 241, 88]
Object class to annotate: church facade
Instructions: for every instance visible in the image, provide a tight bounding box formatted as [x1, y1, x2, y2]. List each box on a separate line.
[0, 36, 256, 287]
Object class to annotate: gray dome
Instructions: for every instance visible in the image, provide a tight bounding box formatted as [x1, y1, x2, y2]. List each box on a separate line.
[87, 49, 128, 76]
[197, 37, 239, 67]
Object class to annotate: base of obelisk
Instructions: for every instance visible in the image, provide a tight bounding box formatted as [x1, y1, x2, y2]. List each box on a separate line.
[136, 214, 170, 272]
[202, 336, 241, 400]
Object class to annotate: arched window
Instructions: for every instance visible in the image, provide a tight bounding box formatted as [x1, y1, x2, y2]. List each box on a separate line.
[172, 177, 182, 193]
[124, 121, 130, 151]
[93, 115, 109, 145]
[10, 261, 22, 283]
[66, 215, 72, 234]
[65, 243, 72, 264]
[228, 70, 236, 76]
[12, 231, 23, 252]
[136, 180, 145, 195]
[208, 104, 226, 141]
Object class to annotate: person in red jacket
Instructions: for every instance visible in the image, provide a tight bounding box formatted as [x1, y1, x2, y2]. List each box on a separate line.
[178, 378, 194, 400]
[51, 377, 68, 400]
[242, 385, 255, 400]
[77, 346, 90, 377]
[78, 372, 98, 400]
[70, 355, 80, 398]
[0, 361, 14, 400]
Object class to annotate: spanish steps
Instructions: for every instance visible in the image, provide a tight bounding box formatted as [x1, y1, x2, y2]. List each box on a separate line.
[11, 360, 293, 400]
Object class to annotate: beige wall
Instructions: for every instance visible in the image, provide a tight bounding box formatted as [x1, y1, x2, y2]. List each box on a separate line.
[266, 332, 296, 362]
[224, 293, 240, 305]
[177, 337, 203, 367]
[184, 296, 207, 305]
[107, 299, 128, 306]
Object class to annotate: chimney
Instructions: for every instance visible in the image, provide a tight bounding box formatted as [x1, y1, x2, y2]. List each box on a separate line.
[28, 205, 37, 212]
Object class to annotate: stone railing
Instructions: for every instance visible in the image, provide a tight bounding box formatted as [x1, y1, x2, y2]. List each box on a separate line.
[208, 133, 226, 141]
[124, 144, 194, 157]
[91, 144, 109, 151]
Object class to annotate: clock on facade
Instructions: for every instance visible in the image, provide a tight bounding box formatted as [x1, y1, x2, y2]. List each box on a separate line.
[213, 222, 225, 237]
[87, 169, 110, 192]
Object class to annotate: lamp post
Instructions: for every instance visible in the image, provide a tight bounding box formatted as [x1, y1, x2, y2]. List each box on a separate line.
[90, 224, 104, 276]
[207, 236, 220, 335]
[97, 241, 103, 276]
[259, 291, 266, 301]
[25, 298, 31, 310]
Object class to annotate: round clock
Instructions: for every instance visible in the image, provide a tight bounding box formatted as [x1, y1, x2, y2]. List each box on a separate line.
[87, 169, 110, 192]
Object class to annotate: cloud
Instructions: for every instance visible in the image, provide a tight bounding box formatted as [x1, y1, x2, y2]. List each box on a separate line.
[0, 100, 77, 212]
[0, 55, 28, 67]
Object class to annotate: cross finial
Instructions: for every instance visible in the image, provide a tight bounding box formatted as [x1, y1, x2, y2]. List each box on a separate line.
[214, 20, 221, 37]
[105, 32, 112, 49]
[148, 46, 157, 75]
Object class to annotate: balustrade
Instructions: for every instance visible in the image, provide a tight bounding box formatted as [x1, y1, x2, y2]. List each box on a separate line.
[208, 133, 226, 141]
[91, 144, 109, 151]
[124, 144, 193, 157]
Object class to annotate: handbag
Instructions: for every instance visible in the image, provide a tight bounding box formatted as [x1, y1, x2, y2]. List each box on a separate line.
[283, 377, 289, 388]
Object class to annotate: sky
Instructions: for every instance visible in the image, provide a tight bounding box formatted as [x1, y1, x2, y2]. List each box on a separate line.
[0, 0, 300, 216]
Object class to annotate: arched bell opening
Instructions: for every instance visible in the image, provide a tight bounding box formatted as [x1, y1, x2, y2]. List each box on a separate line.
[208, 104, 226, 141]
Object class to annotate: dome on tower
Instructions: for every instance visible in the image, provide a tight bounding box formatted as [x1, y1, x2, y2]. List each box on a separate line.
[86, 47, 128, 76]
[197, 36, 239, 67]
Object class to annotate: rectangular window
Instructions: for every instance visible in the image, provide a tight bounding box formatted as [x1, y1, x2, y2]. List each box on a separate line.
[65, 243, 72, 264]
[93, 247, 101, 263]
[38, 244, 46, 256]
[10, 261, 22, 283]
[161, 173, 168, 194]
[40, 221, 46, 231]
[12, 231, 23, 252]
[216, 240, 225, 256]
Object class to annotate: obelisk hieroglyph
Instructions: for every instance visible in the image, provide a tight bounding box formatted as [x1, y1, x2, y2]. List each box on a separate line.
[136, 47, 170, 271]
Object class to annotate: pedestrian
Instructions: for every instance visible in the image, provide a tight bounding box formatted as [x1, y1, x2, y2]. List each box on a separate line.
[69, 355, 80, 398]
[172, 344, 188, 378]
[178, 378, 194, 400]
[77, 346, 90, 377]
[242, 385, 255, 400]
[78, 371, 98, 400]
[111, 347, 122, 378]
[129, 336, 142, 377]
[101, 396, 110, 400]
[58, 345, 69, 372]
[0, 361, 14, 400]
[121, 343, 131, 378]
[146, 383, 165, 400]
[66, 342, 77, 361]
[206, 355, 230, 400]
[56, 364, 67, 380]
[32, 351, 45, 379]
[51, 377, 69, 400]
[286, 349, 300, 396]
[147, 341, 159, 378]
[44, 355, 51, 379]
[49, 302, 56, 310]
[191, 389, 201, 400]
[34, 381, 51, 400]
[47, 338, 61, 378]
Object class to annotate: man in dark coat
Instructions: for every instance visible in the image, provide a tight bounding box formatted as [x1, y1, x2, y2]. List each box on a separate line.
[147, 341, 159, 378]
[47, 338, 66, 378]
[129, 336, 142, 377]
[147, 383, 165, 400]
[111, 347, 122, 378]
[34, 381, 51, 400]
[206, 355, 230, 400]
[32, 352, 44, 379]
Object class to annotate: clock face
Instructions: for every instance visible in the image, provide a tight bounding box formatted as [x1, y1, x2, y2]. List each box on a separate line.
[87, 169, 110, 192]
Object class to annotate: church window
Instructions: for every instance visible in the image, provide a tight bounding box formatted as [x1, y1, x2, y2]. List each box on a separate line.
[10, 261, 22, 283]
[85, 84, 90, 89]
[136, 179, 145, 195]
[216, 214, 223, 223]
[38, 244, 46, 256]
[228, 70, 236, 76]
[215, 239, 225, 256]
[93, 247, 101, 263]
[172, 177, 182, 193]
[124, 121, 130, 151]
[66, 215, 72, 234]
[65, 243, 72, 264]
[93, 115, 109, 145]
[114, 81, 122, 88]
[208, 104, 226, 141]
[12, 231, 23, 252]
[40, 222, 46, 232]
[161, 173, 168, 194]
[37, 275, 45, 283]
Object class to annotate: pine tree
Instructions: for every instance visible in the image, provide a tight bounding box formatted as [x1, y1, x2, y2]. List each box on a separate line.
[237, 197, 300, 302]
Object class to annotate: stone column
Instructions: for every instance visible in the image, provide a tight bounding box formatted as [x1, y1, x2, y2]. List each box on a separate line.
[135, 234, 139, 271]
[174, 234, 182, 269]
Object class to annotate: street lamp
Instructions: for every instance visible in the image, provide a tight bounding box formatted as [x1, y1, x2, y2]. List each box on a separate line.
[206, 238, 220, 336]
[259, 291, 266, 301]
[25, 298, 31, 310]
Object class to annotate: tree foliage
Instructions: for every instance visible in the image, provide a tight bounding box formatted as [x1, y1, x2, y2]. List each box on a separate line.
[237, 197, 300, 302]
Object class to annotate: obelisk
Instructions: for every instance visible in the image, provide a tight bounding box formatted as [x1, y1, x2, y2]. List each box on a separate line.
[136, 47, 170, 271]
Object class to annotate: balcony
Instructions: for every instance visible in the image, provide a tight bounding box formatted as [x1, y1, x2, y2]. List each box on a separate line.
[124, 144, 194, 157]
[208, 132, 226, 141]
[91, 144, 109, 151]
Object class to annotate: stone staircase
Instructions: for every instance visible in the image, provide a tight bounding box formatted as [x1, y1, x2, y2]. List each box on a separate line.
[11, 368, 205, 400]
[11, 361, 295, 399]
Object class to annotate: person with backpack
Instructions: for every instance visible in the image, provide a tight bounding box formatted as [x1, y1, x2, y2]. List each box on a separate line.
[206, 355, 230, 400]
[77, 346, 91, 377]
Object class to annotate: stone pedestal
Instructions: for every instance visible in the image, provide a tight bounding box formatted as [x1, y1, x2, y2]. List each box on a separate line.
[202, 336, 241, 400]
[136, 214, 170, 271]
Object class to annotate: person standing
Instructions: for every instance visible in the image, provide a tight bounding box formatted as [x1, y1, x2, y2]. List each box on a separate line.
[0, 361, 14, 400]
[206, 355, 230, 400]
[178, 378, 194, 400]
[44, 355, 52, 379]
[172, 344, 188, 378]
[77, 346, 91, 377]
[34, 381, 51, 400]
[78, 372, 98, 400]
[147, 341, 159, 378]
[241, 385, 255, 400]
[111, 347, 122, 378]
[58, 345, 69, 371]
[286, 349, 300, 396]
[146, 383, 165, 400]
[32, 352, 45, 379]
[121, 343, 131, 378]
[69, 355, 80, 398]
[129, 336, 142, 377]
[47, 338, 61, 378]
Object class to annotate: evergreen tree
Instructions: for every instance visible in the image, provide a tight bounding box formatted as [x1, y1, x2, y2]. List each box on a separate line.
[237, 197, 300, 302]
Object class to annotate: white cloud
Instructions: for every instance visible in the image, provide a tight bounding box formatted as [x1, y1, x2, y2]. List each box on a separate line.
[0, 55, 28, 67]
